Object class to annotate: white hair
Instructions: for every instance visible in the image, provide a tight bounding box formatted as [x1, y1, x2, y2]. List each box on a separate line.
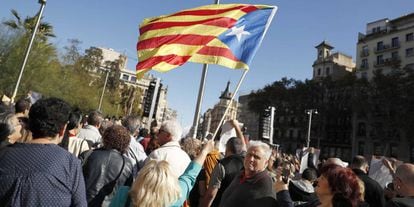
[162, 119, 182, 141]
[248, 140, 272, 160]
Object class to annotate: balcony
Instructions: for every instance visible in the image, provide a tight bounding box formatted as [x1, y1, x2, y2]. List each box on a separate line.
[359, 63, 369, 70]
[360, 50, 369, 57]
[373, 56, 401, 68]
[374, 42, 400, 54]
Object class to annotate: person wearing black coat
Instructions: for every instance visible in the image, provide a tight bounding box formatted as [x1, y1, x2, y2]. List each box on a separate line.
[350, 155, 386, 207]
[81, 125, 134, 207]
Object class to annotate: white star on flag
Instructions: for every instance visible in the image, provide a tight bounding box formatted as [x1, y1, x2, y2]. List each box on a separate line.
[225, 25, 251, 41]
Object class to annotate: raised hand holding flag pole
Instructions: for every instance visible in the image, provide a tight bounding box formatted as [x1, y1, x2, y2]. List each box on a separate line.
[136, 4, 277, 138]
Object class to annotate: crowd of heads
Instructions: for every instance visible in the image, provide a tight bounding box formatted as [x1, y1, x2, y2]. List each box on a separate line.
[1, 96, 414, 207]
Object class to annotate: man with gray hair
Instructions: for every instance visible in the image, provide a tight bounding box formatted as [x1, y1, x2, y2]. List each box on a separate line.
[146, 119, 190, 176]
[78, 110, 103, 147]
[121, 115, 147, 175]
[219, 140, 276, 207]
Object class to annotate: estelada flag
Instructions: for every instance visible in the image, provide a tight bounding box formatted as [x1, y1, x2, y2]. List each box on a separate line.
[136, 4, 277, 78]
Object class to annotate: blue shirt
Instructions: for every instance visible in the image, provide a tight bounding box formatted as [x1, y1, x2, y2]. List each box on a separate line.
[0, 143, 87, 206]
[171, 161, 202, 207]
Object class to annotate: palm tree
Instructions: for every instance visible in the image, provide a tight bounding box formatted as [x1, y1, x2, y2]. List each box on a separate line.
[3, 9, 55, 40]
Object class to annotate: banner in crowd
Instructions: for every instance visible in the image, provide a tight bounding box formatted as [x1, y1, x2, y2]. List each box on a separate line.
[136, 4, 277, 78]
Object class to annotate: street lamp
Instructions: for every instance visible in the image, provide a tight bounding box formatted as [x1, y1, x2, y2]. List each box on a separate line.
[305, 109, 318, 148]
[98, 68, 110, 111]
[11, 0, 47, 103]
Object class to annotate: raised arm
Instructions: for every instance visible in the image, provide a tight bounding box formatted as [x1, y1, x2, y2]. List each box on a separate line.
[229, 120, 247, 152]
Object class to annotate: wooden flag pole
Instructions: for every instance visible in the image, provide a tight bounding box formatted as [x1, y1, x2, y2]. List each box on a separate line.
[212, 69, 248, 139]
[191, 0, 220, 139]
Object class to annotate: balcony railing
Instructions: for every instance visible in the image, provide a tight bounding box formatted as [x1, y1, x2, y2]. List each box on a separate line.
[373, 56, 401, 68]
[374, 42, 400, 53]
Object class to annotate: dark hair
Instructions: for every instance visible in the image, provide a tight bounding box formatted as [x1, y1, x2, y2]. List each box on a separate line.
[60, 110, 82, 150]
[320, 164, 362, 207]
[87, 110, 103, 126]
[138, 128, 149, 137]
[302, 167, 318, 182]
[29, 98, 71, 139]
[122, 115, 140, 135]
[351, 155, 368, 169]
[102, 125, 131, 153]
[226, 137, 244, 155]
[15, 98, 31, 113]
[0, 110, 15, 141]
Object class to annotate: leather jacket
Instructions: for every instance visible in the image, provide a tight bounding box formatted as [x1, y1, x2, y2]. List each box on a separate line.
[81, 148, 134, 206]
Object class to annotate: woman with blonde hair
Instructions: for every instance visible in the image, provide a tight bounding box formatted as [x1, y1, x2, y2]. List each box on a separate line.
[130, 140, 215, 207]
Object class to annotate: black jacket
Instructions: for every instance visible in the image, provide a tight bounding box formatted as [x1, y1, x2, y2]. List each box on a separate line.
[81, 148, 134, 206]
[353, 168, 386, 207]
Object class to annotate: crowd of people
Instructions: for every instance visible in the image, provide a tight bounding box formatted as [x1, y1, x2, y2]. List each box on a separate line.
[0, 97, 413, 207]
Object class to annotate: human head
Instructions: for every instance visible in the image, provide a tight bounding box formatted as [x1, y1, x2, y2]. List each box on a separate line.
[180, 138, 202, 160]
[244, 140, 271, 177]
[122, 115, 141, 136]
[315, 164, 362, 207]
[225, 137, 244, 156]
[87, 110, 103, 127]
[99, 119, 113, 135]
[67, 111, 82, 132]
[130, 160, 181, 207]
[102, 125, 130, 153]
[138, 128, 149, 138]
[0, 110, 22, 143]
[29, 98, 71, 140]
[302, 167, 318, 183]
[14, 98, 30, 116]
[325, 157, 348, 168]
[158, 119, 182, 145]
[350, 155, 369, 173]
[393, 163, 414, 197]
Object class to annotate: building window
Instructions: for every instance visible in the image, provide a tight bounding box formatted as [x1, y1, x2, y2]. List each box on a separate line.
[361, 59, 368, 69]
[407, 33, 414, 42]
[372, 26, 381, 33]
[362, 45, 369, 56]
[318, 50, 322, 58]
[376, 55, 384, 65]
[407, 48, 414, 57]
[131, 76, 137, 82]
[357, 123, 366, 136]
[326, 67, 330, 75]
[391, 37, 399, 48]
[122, 74, 129, 80]
[377, 41, 384, 51]
[317, 68, 321, 75]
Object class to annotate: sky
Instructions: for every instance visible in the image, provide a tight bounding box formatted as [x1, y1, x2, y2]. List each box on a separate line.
[1, 0, 414, 130]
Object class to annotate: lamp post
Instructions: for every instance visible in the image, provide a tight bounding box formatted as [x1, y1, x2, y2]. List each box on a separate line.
[98, 68, 110, 111]
[11, 0, 47, 103]
[305, 109, 318, 148]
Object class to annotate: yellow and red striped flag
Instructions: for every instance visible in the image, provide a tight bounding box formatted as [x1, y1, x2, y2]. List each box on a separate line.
[136, 4, 277, 78]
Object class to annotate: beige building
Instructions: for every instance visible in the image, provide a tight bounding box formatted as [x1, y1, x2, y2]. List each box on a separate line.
[312, 41, 355, 80]
[119, 69, 174, 125]
[201, 81, 238, 137]
[356, 13, 414, 80]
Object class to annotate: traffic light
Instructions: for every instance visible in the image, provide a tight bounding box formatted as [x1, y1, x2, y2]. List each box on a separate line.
[259, 106, 275, 143]
[259, 108, 272, 140]
[142, 80, 156, 117]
